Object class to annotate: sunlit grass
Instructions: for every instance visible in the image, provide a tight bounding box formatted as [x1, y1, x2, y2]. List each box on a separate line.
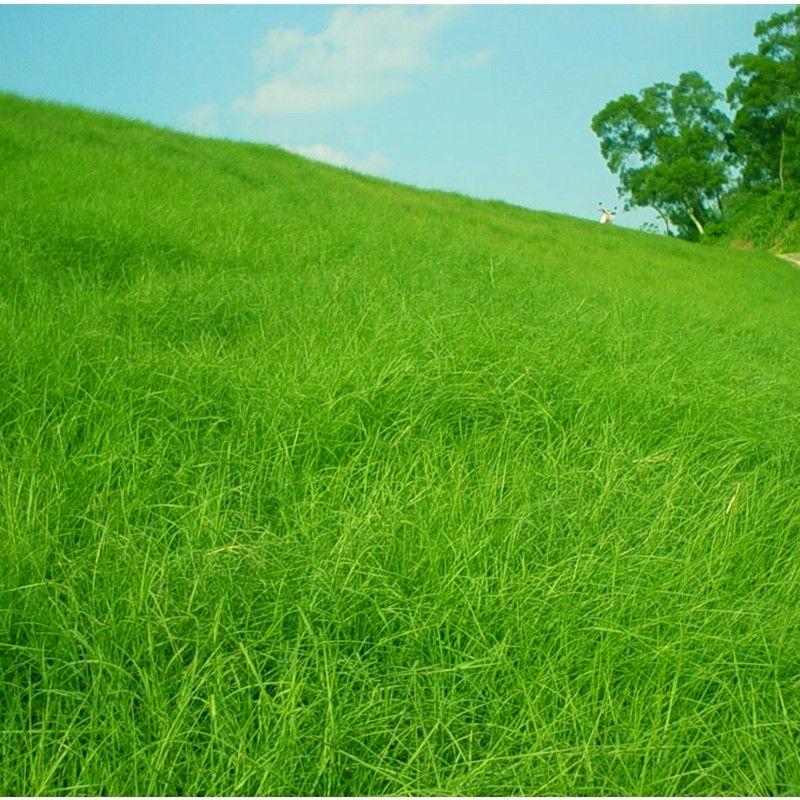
[2, 92, 800, 795]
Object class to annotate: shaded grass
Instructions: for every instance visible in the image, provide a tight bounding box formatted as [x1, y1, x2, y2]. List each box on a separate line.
[2, 92, 800, 794]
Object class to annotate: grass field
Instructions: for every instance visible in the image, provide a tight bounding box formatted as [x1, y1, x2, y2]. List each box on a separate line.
[2, 92, 800, 795]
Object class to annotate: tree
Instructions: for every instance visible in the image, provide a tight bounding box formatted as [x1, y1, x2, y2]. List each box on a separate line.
[591, 72, 732, 238]
[727, 6, 800, 191]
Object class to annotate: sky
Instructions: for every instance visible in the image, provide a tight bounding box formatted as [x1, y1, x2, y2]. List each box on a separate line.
[0, 4, 790, 230]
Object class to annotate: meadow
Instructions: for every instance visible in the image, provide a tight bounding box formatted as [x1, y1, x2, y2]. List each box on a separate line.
[2, 92, 800, 795]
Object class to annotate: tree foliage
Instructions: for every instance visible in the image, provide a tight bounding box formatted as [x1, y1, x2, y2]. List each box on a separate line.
[727, 6, 800, 190]
[591, 72, 732, 238]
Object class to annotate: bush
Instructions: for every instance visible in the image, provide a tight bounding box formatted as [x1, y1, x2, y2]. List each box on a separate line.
[706, 187, 800, 250]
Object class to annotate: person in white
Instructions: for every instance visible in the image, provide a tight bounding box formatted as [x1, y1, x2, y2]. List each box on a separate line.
[598, 204, 617, 224]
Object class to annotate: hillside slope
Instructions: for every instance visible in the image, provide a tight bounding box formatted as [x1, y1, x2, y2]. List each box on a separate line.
[707, 186, 800, 255]
[2, 93, 800, 795]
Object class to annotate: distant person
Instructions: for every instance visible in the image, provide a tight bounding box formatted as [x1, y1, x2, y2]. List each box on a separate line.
[598, 203, 617, 224]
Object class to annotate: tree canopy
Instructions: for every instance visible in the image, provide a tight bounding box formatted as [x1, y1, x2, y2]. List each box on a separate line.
[727, 6, 800, 190]
[591, 72, 732, 238]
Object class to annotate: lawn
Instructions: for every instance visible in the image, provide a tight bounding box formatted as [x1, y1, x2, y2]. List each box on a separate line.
[2, 92, 800, 795]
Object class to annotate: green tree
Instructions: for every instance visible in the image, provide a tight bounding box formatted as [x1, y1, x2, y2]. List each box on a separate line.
[591, 72, 732, 238]
[727, 6, 800, 191]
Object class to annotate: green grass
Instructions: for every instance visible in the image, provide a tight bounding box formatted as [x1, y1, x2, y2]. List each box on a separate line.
[2, 91, 800, 795]
[706, 186, 800, 253]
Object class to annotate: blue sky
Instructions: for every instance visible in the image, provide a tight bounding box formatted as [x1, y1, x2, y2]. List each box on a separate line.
[0, 4, 788, 229]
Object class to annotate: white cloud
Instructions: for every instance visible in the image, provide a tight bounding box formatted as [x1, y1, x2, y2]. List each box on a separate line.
[288, 143, 390, 176]
[179, 103, 222, 136]
[253, 27, 308, 73]
[235, 6, 455, 116]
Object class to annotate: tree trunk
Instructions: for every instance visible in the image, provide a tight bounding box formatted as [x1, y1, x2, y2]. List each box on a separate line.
[687, 209, 704, 236]
[779, 130, 786, 191]
[655, 208, 672, 236]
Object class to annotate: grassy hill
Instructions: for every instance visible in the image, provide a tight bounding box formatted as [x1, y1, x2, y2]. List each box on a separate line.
[706, 186, 800, 255]
[2, 92, 800, 795]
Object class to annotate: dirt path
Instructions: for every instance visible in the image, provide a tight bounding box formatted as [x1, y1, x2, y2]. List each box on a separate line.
[776, 252, 800, 269]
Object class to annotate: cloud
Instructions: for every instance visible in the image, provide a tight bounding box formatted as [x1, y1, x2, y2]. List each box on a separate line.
[179, 103, 222, 136]
[288, 143, 390, 176]
[235, 6, 455, 116]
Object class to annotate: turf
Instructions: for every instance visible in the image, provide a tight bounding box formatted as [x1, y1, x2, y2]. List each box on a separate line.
[2, 92, 800, 795]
